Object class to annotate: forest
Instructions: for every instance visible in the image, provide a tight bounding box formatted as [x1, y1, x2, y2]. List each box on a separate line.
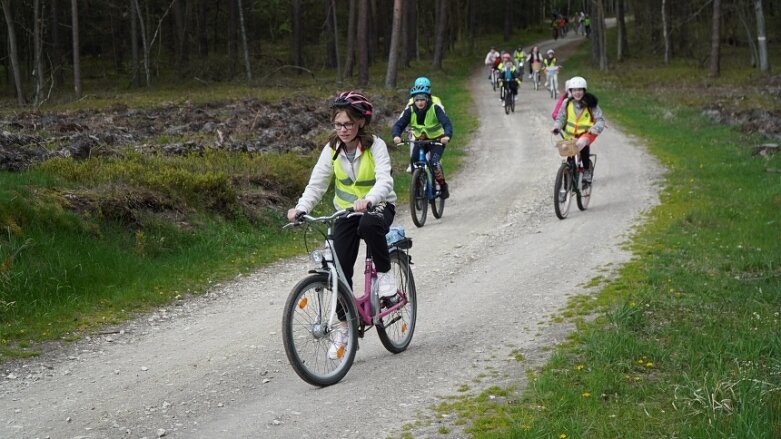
[0, 0, 774, 107]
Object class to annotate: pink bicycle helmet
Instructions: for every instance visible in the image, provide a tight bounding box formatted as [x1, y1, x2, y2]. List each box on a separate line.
[332, 91, 373, 124]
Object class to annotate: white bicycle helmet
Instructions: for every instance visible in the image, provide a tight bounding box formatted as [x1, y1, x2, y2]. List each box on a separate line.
[568, 76, 587, 90]
[547, 49, 555, 55]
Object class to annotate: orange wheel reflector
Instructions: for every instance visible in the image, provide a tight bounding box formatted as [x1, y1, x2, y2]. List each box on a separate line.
[337, 346, 345, 359]
[298, 297, 308, 309]
[401, 322, 408, 333]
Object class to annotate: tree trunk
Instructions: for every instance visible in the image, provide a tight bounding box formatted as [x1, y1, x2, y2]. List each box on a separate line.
[662, 0, 670, 64]
[344, 0, 356, 77]
[0, 0, 26, 104]
[197, 0, 208, 58]
[590, 0, 608, 70]
[323, 0, 337, 68]
[33, 0, 46, 106]
[432, 0, 447, 70]
[384, 0, 403, 89]
[71, 0, 81, 97]
[51, 0, 63, 86]
[237, 0, 251, 81]
[228, 0, 239, 79]
[132, 0, 150, 86]
[755, 0, 769, 72]
[291, 0, 304, 70]
[404, 0, 417, 64]
[357, 0, 369, 86]
[172, 0, 189, 68]
[130, 1, 140, 87]
[616, 0, 628, 61]
[709, 0, 721, 77]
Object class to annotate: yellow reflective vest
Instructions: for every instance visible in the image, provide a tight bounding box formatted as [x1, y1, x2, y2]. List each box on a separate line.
[332, 148, 376, 209]
[563, 100, 594, 139]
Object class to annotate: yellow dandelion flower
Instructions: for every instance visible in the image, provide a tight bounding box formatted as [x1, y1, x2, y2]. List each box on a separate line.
[560, 434, 568, 439]
[575, 364, 585, 371]
[582, 392, 592, 398]
[645, 362, 654, 368]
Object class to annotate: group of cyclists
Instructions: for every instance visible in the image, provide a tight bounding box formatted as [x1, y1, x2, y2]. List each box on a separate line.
[484, 44, 561, 104]
[287, 43, 604, 357]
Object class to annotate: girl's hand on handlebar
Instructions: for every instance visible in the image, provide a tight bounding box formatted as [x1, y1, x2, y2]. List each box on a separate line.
[287, 208, 304, 222]
[440, 136, 450, 144]
[393, 136, 402, 145]
[551, 128, 561, 135]
[353, 199, 372, 213]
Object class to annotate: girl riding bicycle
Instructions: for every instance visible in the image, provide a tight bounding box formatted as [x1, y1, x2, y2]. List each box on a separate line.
[550, 76, 606, 184]
[287, 92, 397, 358]
[392, 79, 453, 199]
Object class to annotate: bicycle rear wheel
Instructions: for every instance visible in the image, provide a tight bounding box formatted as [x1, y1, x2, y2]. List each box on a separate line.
[377, 251, 417, 353]
[554, 162, 573, 219]
[577, 157, 595, 211]
[282, 274, 359, 387]
[410, 168, 428, 227]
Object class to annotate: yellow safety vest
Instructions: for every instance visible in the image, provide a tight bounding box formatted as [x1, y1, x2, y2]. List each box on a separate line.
[409, 104, 445, 139]
[563, 100, 594, 139]
[332, 148, 376, 209]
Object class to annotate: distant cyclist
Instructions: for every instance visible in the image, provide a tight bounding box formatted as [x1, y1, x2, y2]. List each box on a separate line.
[392, 78, 453, 199]
[484, 47, 500, 79]
[512, 46, 526, 71]
[498, 56, 521, 103]
[543, 49, 558, 88]
[550, 76, 606, 184]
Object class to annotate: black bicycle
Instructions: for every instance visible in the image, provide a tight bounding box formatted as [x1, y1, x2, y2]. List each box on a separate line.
[401, 139, 446, 227]
[553, 137, 597, 219]
[500, 79, 516, 114]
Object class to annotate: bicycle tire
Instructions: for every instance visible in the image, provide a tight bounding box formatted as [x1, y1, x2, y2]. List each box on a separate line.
[504, 91, 512, 115]
[554, 162, 573, 219]
[282, 273, 359, 387]
[410, 168, 428, 227]
[577, 157, 594, 211]
[491, 72, 497, 92]
[511, 93, 516, 112]
[431, 174, 445, 219]
[376, 251, 417, 353]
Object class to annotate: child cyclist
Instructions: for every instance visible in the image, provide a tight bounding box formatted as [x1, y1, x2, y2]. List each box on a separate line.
[392, 77, 453, 199]
[498, 56, 521, 103]
[550, 76, 606, 184]
[287, 92, 397, 359]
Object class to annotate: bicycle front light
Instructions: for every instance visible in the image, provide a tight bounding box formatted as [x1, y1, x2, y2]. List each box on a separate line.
[310, 249, 325, 264]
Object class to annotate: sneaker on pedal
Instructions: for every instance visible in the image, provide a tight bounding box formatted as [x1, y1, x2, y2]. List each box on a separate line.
[405, 164, 412, 173]
[376, 271, 397, 298]
[582, 168, 593, 184]
[327, 321, 348, 360]
[439, 183, 450, 200]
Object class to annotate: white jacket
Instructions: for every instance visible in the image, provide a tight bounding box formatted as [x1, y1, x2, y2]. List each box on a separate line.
[295, 135, 397, 213]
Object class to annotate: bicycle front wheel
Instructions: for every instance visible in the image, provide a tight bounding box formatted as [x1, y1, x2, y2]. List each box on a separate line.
[377, 251, 417, 353]
[431, 178, 445, 219]
[554, 162, 573, 219]
[410, 168, 428, 227]
[504, 91, 512, 114]
[282, 273, 359, 387]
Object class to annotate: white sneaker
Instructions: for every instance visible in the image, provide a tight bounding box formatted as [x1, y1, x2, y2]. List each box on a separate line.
[376, 271, 397, 298]
[327, 321, 348, 360]
[405, 164, 412, 173]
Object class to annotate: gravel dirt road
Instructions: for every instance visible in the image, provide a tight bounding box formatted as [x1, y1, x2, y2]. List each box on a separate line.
[1, 35, 663, 439]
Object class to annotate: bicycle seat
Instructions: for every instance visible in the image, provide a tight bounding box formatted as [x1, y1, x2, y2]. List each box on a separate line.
[389, 237, 413, 250]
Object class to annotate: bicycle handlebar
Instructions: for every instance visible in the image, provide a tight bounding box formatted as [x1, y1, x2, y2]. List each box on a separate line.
[283, 208, 364, 229]
[395, 139, 444, 147]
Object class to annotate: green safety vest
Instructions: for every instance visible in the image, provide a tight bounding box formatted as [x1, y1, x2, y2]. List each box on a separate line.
[332, 148, 376, 209]
[563, 100, 594, 139]
[409, 103, 445, 139]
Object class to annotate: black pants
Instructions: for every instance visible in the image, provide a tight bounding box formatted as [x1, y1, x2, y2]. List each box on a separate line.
[332, 202, 396, 290]
[580, 145, 591, 170]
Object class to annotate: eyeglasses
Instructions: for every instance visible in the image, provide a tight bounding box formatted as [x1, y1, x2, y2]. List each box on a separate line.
[333, 122, 356, 131]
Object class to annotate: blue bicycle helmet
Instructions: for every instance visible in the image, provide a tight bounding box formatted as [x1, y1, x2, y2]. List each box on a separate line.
[410, 76, 432, 96]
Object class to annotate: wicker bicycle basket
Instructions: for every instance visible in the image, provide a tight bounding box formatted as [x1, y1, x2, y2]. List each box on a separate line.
[556, 138, 578, 157]
[532, 61, 542, 72]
